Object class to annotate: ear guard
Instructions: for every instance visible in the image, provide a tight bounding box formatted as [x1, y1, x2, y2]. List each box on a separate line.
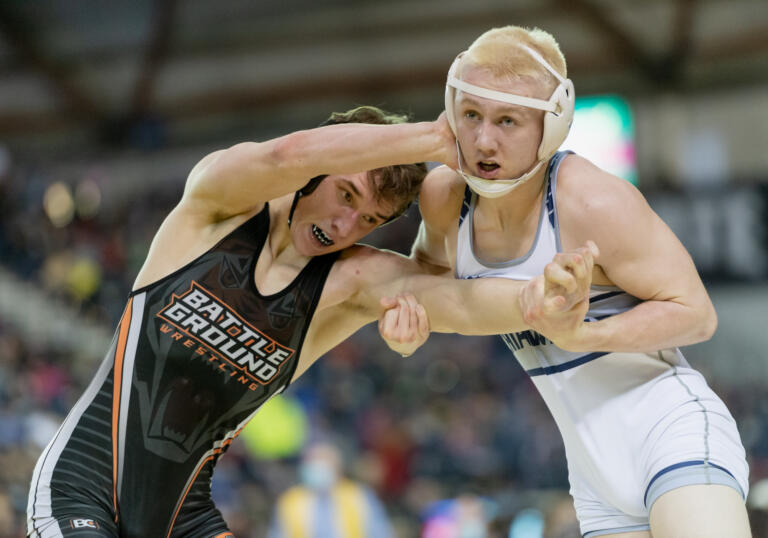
[445, 45, 575, 197]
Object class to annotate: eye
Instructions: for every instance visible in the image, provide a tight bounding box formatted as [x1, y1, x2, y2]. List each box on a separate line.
[500, 116, 516, 126]
[342, 190, 352, 203]
[362, 215, 376, 225]
[464, 110, 479, 120]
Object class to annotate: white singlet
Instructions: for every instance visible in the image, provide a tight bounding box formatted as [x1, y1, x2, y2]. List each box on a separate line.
[455, 151, 749, 537]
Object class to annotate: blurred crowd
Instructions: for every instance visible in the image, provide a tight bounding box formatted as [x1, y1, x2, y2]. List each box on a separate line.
[2, 159, 768, 537]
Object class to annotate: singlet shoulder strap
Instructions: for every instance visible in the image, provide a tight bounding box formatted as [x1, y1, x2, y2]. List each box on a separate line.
[227, 203, 270, 251]
[458, 185, 473, 225]
[297, 249, 341, 292]
[544, 151, 572, 250]
[130, 204, 270, 296]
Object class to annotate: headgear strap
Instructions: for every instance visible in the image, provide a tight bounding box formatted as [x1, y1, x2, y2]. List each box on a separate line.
[287, 174, 326, 227]
[444, 44, 574, 198]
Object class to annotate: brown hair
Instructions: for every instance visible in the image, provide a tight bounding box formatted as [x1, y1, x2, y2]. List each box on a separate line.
[322, 106, 427, 222]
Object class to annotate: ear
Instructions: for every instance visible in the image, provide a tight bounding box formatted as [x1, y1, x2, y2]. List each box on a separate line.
[538, 79, 574, 160]
[444, 53, 465, 136]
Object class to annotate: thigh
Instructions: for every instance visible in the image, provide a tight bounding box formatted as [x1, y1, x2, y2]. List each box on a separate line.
[649, 484, 750, 538]
[28, 515, 118, 538]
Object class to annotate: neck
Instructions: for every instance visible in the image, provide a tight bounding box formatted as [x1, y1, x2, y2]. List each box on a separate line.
[474, 162, 548, 226]
[268, 195, 302, 260]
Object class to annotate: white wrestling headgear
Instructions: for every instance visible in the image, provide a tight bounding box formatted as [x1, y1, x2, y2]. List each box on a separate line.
[445, 44, 575, 198]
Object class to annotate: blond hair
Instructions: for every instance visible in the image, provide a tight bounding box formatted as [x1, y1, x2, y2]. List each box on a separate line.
[459, 26, 567, 94]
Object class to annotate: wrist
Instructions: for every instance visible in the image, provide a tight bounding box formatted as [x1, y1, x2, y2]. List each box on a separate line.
[555, 322, 595, 353]
[425, 120, 455, 164]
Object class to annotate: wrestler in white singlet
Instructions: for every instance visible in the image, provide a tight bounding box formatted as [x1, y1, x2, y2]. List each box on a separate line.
[455, 151, 749, 537]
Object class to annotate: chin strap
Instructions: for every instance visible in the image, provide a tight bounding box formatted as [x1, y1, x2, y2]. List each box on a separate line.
[287, 173, 407, 228]
[456, 140, 544, 198]
[445, 44, 572, 199]
[287, 175, 326, 227]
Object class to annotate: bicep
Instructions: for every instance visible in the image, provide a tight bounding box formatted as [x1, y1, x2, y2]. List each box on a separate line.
[411, 220, 451, 271]
[579, 185, 708, 306]
[410, 166, 462, 270]
[297, 305, 372, 378]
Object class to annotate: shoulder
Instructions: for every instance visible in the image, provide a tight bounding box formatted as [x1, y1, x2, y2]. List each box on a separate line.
[319, 244, 417, 309]
[418, 165, 466, 230]
[555, 154, 666, 276]
[556, 154, 650, 229]
[132, 204, 263, 291]
[335, 244, 418, 284]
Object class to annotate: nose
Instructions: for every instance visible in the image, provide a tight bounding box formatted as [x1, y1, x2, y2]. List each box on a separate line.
[332, 207, 357, 238]
[475, 120, 498, 155]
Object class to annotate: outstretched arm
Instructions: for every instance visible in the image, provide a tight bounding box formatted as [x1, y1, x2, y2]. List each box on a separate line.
[375, 243, 598, 356]
[181, 114, 457, 221]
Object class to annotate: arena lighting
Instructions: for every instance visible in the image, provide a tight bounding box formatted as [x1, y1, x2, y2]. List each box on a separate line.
[43, 182, 75, 228]
[562, 95, 637, 185]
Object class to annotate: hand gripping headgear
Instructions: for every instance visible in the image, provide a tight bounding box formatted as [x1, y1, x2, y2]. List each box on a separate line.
[444, 44, 575, 198]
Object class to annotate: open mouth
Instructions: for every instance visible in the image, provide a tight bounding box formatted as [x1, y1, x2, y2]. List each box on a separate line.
[477, 161, 500, 173]
[312, 224, 334, 247]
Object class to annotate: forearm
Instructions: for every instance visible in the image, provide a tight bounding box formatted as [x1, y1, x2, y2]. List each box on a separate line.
[562, 299, 717, 353]
[278, 121, 447, 179]
[405, 276, 528, 335]
[186, 121, 448, 218]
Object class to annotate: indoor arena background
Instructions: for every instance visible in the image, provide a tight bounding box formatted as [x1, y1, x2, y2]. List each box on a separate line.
[1, 1, 768, 537]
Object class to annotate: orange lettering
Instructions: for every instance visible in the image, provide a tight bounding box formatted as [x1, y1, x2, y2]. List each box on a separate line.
[227, 326, 242, 337]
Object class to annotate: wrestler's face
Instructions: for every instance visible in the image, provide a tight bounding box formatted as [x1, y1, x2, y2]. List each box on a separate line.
[454, 66, 547, 180]
[290, 172, 396, 256]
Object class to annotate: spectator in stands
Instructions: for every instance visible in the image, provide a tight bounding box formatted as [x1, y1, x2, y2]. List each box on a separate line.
[268, 441, 393, 538]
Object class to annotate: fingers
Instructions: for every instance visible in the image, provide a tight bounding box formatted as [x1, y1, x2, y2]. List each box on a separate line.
[378, 305, 400, 338]
[402, 293, 430, 336]
[380, 296, 397, 309]
[396, 296, 408, 330]
[542, 293, 567, 313]
[586, 240, 599, 259]
[416, 304, 429, 335]
[403, 294, 419, 334]
[545, 241, 599, 292]
[520, 275, 546, 324]
[544, 262, 578, 293]
[379, 293, 428, 344]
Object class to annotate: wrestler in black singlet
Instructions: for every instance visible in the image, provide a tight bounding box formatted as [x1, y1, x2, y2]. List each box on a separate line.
[28, 204, 338, 537]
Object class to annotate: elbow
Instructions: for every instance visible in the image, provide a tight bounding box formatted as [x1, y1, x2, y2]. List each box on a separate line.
[270, 132, 309, 176]
[411, 252, 450, 276]
[690, 300, 717, 344]
[700, 303, 718, 341]
[270, 135, 294, 164]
